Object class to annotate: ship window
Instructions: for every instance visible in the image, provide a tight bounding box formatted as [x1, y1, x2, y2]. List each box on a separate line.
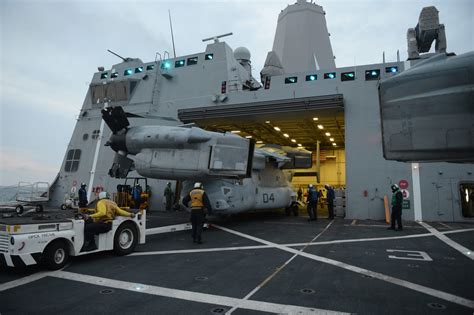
[460, 183, 474, 218]
[124, 69, 133, 76]
[100, 72, 109, 79]
[65, 149, 81, 172]
[111, 72, 118, 78]
[385, 66, 398, 73]
[205, 53, 214, 60]
[365, 69, 380, 81]
[135, 67, 143, 73]
[324, 72, 336, 79]
[285, 76, 298, 84]
[83, 133, 89, 141]
[175, 59, 185, 68]
[341, 71, 355, 81]
[91, 130, 100, 140]
[306, 74, 317, 81]
[187, 56, 198, 65]
[146, 64, 155, 71]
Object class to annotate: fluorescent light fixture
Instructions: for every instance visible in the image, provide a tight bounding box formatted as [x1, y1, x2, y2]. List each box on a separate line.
[332, 143, 337, 146]
[283, 133, 289, 138]
[297, 144, 302, 147]
[265, 121, 270, 124]
[325, 132, 331, 136]
[256, 140, 263, 144]
[329, 138, 334, 141]
[245, 135, 252, 139]
[231, 130, 241, 133]
[313, 117, 318, 121]
[274, 126, 281, 131]
[291, 139, 296, 143]
[317, 125, 324, 129]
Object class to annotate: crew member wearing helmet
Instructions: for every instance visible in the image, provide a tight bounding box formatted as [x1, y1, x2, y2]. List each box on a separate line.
[325, 184, 335, 220]
[306, 184, 319, 221]
[78, 183, 88, 208]
[182, 182, 212, 244]
[81, 191, 135, 251]
[164, 182, 174, 211]
[388, 184, 404, 231]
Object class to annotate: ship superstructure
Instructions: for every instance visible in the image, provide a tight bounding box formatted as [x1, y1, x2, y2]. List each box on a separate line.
[49, 0, 473, 222]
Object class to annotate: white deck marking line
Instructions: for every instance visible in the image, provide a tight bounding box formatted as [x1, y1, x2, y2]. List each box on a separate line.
[131, 228, 474, 257]
[444, 228, 474, 234]
[130, 245, 270, 256]
[0, 271, 53, 292]
[226, 220, 335, 314]
[438, 222, 452, 230]
[214, 224, 474, 310]
[351, 219, 357, 225]
[50, 270, 348, 314]
[344, 224, 424, 229]
[418, 222, 473, 260]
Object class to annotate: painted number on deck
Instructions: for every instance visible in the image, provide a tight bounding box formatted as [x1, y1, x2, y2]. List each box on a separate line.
[386, 249, 433, 261]
[263, 193, 275, 203]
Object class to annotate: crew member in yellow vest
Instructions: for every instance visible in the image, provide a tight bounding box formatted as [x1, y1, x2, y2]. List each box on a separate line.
[81, 191, 135, 251]
[182, 182, 212, 244]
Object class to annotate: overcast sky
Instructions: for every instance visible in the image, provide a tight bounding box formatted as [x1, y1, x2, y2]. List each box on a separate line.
[0, 0, 473, 186]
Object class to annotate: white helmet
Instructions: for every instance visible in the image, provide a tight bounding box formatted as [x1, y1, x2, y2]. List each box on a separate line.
[194, 182, 202, 189]
[308, 184, 313, 188]
[99, 191, 109, 199]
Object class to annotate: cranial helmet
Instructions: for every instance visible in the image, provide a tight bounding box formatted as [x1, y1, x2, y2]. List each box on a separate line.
[391, 184, 399, 192]
[308, 184, 313, 188]
[194, 182, 202, 189]
[99, 191, 109, 199]
[81, 183, 86, 187]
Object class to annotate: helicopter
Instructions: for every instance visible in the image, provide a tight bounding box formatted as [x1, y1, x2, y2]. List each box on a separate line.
[101, 106, 312, 215]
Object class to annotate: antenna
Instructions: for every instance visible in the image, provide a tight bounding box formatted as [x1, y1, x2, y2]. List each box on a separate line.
[107, 49, 128, 62]
[202, 32, 233, 43]
[168, 9, 177, 58]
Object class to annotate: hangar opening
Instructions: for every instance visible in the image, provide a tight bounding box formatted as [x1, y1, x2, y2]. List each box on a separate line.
[179, 94, 346, 216]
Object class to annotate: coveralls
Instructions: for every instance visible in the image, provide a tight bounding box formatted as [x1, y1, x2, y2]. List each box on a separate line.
[78, 186, 88, 208]
[390, 189, 404, 230]
[306, 187, 319, 221]
[182, 188, 212, 243]
[164, 184, 174, 211]
[326, 187, 335, 219]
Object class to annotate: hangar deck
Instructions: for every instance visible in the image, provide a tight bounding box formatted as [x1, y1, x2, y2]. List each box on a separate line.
[1, 211, 473, 314]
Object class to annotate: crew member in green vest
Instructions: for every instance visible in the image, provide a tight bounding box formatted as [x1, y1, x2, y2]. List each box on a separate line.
[388, 184, 403, 231]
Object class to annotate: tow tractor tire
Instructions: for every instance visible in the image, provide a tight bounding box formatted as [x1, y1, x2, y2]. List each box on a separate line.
[113, 222, 138, 256]
[60, 204, 67, 210]
[15, 205, 24, 215]
[35, 205, 44, 213]
[42, 240, 69, 270]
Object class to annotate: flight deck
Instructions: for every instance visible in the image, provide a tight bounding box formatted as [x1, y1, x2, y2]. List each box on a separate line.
[1, 211, 473, 314]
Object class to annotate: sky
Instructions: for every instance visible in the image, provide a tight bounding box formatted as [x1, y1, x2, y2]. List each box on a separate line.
[0, 0, 473, 186]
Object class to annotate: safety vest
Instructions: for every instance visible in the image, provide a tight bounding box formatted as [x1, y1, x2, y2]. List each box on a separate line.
[190, 189, 204, 208]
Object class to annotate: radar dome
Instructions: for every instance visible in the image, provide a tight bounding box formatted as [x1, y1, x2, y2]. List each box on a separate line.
[234, 47, 251, 61]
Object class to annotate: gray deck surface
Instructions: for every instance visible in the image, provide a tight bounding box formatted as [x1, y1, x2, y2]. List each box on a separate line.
[1, 210, 473, 314]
